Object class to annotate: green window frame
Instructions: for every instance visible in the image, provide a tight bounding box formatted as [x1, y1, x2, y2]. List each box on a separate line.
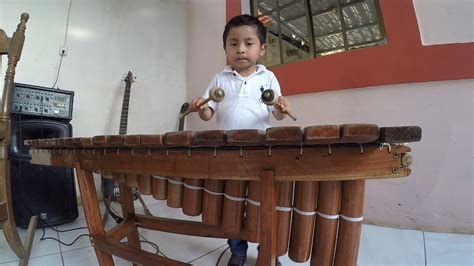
[251, 0, 387, 67]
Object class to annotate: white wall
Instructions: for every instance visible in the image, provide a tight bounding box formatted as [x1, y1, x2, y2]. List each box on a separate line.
[185, 0, 224, 131]
[1, 0, 188, 200]
[1, 0, 188, 136]
[187, 0, 474, 233]
[413, 0, 474, 45]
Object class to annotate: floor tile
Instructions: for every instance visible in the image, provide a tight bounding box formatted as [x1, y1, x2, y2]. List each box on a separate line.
[135, 194, 159, 208]
[278, 252, 311, 266]
[0, 226, 60, 263]
[358, 224, 425, 266]
[61, 246, 99, 266]
[190, 244, 230, 266]
[57, 219, 91, 252]
[425, 231, 474, 266]
[191, 242, 312, 266]
[76, 205, 85, 220]
[0, 253, 63, 266]
[138, 229, 228, 263]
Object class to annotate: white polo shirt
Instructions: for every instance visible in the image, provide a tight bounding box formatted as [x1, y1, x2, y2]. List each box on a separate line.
[204, 64, 282, 131]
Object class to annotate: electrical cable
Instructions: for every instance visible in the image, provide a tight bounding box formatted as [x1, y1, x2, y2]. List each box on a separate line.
[51, 55, 64, 89]
[121, 233, 164, 257]
[38, 220, 90, 247]
[102, 197, 123, 223]
[107, 202, 167, 258]
[51, 0, 72, 89]
[215, 246, 230, 266]
[137, 231, 168, 258]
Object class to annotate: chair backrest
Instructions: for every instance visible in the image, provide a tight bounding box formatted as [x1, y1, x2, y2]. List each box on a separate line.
[0, 13, 29, 216]
[1, 13, 29, 117]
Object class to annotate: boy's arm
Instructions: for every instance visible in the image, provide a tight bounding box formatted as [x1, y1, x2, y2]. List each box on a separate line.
[198, 106, 214, 121]
[190, 96, 214, 121]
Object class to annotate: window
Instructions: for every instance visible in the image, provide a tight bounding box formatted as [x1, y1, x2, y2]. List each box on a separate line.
[252, 0, 386, 66]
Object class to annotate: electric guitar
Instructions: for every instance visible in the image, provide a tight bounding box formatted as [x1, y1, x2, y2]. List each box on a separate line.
[102, 71, 135, 203]
[119, 71, 134, 135]
[178, 102, 189, 131]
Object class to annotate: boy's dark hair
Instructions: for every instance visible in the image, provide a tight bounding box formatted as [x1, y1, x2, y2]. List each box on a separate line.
[223, 14, 266, 49]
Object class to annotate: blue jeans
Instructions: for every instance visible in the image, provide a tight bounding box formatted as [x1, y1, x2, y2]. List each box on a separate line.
[228, 239, 248, 257]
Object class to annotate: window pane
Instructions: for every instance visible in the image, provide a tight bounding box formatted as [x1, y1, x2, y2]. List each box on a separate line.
[251, 0, 387, 64]
[254, 0, 277, 15]
[279, 0, 312, 63]
[258, 12, 282, 66]
[346, 24, 382, 46]
[315, 33, 345, 54]
[312, 8, 342, 36]
[310, 0, 338, 13]
[311, 0, 344, 54]
[343, 0, 384, 47]
[343, 0, 379, 27]
[279, 0, 300, 6]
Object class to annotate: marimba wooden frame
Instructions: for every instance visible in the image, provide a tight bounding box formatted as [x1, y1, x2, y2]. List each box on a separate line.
[29, 143, 411, 266]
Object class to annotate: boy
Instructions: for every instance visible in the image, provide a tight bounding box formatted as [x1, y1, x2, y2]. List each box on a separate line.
[189, 14, 291, 266]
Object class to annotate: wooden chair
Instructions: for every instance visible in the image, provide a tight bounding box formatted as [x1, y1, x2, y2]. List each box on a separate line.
[0, 13, 37, 266]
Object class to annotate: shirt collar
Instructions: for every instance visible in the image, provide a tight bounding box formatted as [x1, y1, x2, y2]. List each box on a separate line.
[223, 64, 267, 76]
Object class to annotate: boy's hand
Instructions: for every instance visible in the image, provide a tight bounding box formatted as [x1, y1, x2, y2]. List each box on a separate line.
[190, 96, 213, 121]
[275, 96, 291, 114]
[273, 96, 296, 121]
[190, 97, 209, 112]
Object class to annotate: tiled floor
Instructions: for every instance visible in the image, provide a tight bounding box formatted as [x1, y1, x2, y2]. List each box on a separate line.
[1, 196, 472, 266]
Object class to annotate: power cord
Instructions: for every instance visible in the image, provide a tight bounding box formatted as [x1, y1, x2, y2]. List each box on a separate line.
[37, 219, 89, 247]
[107, 203, 167, 258]
[103, 196, 123, 223]
[51, 53, 64, 88]
[215, 246, 230, 266]
[120, 231, 166, 257]
[51, 0, 72, 89]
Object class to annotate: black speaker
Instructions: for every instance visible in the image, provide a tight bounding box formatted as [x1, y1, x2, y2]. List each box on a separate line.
[9, 116, 78, 227]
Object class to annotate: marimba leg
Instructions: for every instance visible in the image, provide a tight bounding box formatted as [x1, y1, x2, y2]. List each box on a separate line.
[119, 182, 141, 266]
[255, 170, 277, 266]
[74, 164, 114, 266]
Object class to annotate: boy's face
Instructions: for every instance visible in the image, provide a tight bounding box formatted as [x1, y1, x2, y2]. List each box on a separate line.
[224, 25, 266, 75]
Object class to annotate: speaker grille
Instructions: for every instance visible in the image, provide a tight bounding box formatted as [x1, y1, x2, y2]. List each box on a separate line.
[9, 118, 78, 227]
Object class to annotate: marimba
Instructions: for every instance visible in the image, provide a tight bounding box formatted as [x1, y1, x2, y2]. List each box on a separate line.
[25, 124, 421, 266]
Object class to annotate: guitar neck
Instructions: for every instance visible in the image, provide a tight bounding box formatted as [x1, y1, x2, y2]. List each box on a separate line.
[119, 84, 131, 135]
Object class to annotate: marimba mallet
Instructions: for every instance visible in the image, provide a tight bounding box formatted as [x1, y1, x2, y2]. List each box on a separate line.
[181, 87, 225, 118]
[261, 89, 297, 121]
